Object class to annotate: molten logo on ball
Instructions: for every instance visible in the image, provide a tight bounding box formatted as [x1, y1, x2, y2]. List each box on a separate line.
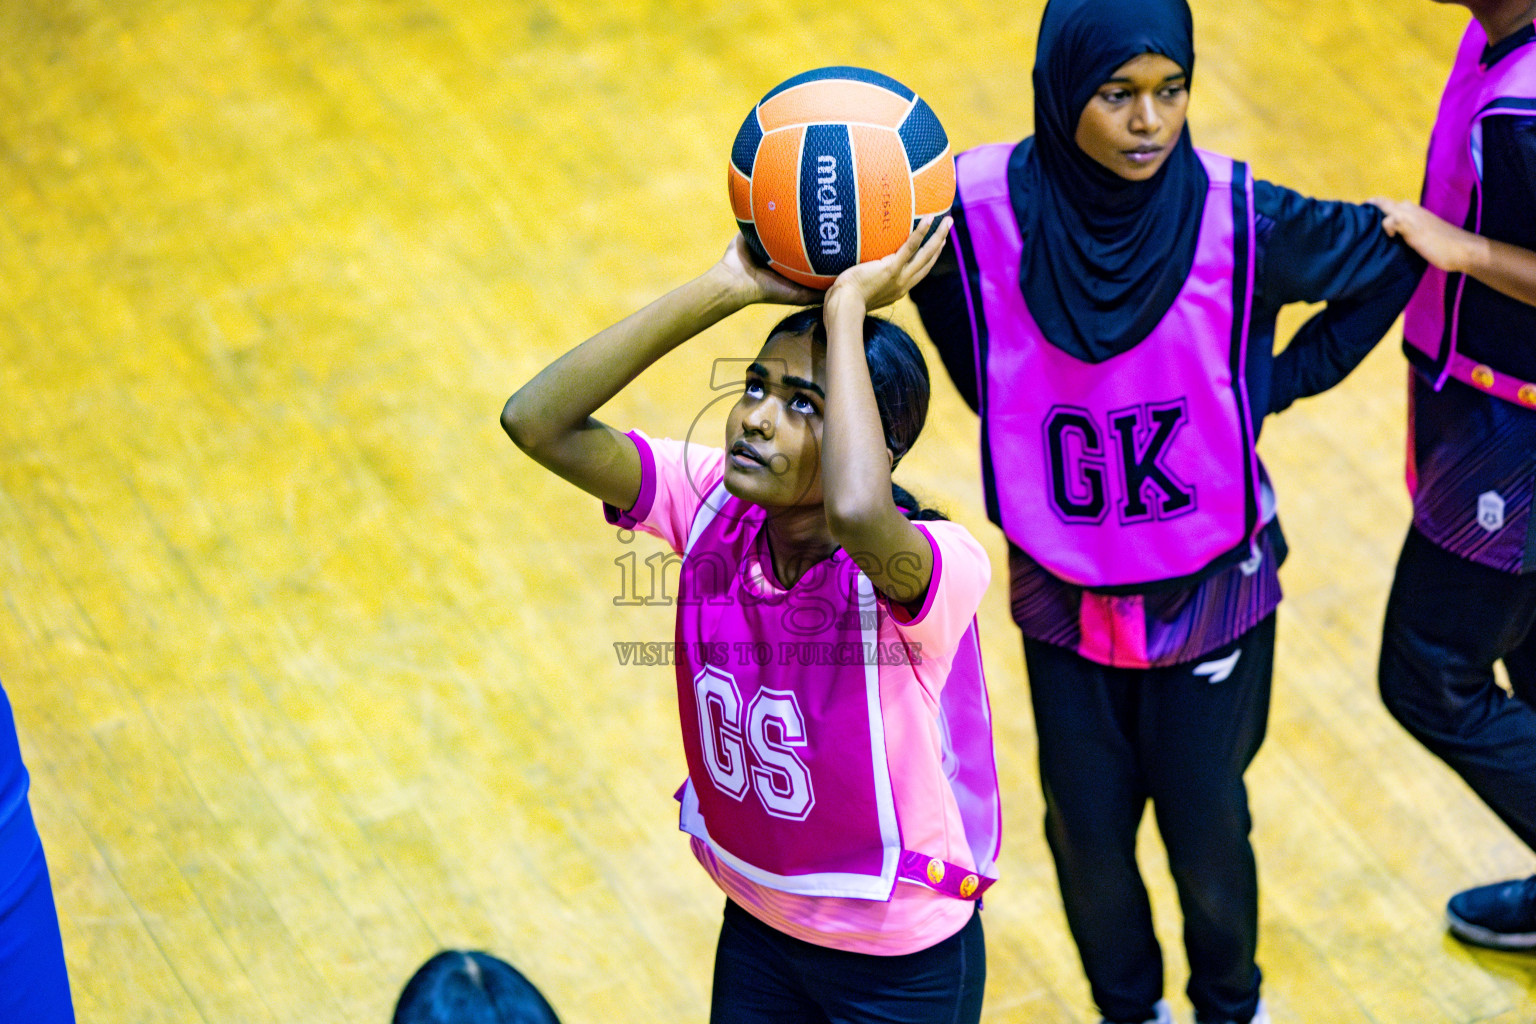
[815, 156, 843, 256]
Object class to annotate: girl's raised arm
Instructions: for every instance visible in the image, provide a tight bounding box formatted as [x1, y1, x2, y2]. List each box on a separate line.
[501, 237, 818, 510]
[820, 218, 952, 605]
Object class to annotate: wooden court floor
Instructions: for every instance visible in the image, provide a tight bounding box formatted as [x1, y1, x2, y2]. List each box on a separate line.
[1, 0, 1533, 1020]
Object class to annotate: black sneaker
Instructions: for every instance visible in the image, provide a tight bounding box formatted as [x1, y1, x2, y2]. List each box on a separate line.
[1098, 1001, 1171, 1024]
[1194, 1000, 1268, 1024]
[1446, 875, 1536, 951]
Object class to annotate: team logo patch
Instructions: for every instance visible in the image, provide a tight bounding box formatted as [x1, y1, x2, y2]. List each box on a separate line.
[1478, 491, 1506, 533]
[1193, 649, 1242, 684]
[1238, 546, 1263, 576]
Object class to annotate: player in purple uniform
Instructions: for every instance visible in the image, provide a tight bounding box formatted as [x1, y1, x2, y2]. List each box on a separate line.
[501, 220, 1004, 1024]
[909, 0, 1420, 1021]
[1370, 0, 1536, 954]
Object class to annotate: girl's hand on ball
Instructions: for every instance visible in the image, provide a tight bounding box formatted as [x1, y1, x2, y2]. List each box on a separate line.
[717, 234, 822, 307]
[825, 217, 952, 315]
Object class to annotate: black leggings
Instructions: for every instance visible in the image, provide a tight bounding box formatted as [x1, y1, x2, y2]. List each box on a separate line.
[1379, 527, 1536, 851]
[709, 900, 985, 1024]
[1024, 615, 1273, 1024]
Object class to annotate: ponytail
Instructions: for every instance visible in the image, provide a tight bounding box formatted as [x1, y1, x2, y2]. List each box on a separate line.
[892, 482, 948, 522]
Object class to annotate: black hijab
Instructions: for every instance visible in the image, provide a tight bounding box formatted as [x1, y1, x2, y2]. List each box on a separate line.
[1008, 0, 1206, 362]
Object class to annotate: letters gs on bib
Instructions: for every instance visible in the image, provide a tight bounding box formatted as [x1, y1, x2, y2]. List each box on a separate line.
[728, 67, 956, 290]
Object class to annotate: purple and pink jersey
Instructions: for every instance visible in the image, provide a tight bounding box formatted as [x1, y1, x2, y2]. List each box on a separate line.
[1402, 19, 1536, 402]
[952, 145, 1278, 667]
[606, 432, 1000, 955]
[1403, 18, 1536, 573]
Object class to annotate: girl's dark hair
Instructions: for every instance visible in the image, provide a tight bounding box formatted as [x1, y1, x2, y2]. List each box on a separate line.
[768, 307, 947, 521]
[393, 950, 561, 1024]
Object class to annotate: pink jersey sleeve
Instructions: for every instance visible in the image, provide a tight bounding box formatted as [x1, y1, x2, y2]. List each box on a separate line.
[603, 431, 727, 553]
[886, 521, 991, 661]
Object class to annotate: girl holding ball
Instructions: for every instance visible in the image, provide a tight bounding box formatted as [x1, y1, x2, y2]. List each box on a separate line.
[502, 219, 1002, 1024]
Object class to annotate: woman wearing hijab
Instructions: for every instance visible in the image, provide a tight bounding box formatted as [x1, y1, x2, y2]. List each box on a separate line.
[910, 1, 1420, 1022]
